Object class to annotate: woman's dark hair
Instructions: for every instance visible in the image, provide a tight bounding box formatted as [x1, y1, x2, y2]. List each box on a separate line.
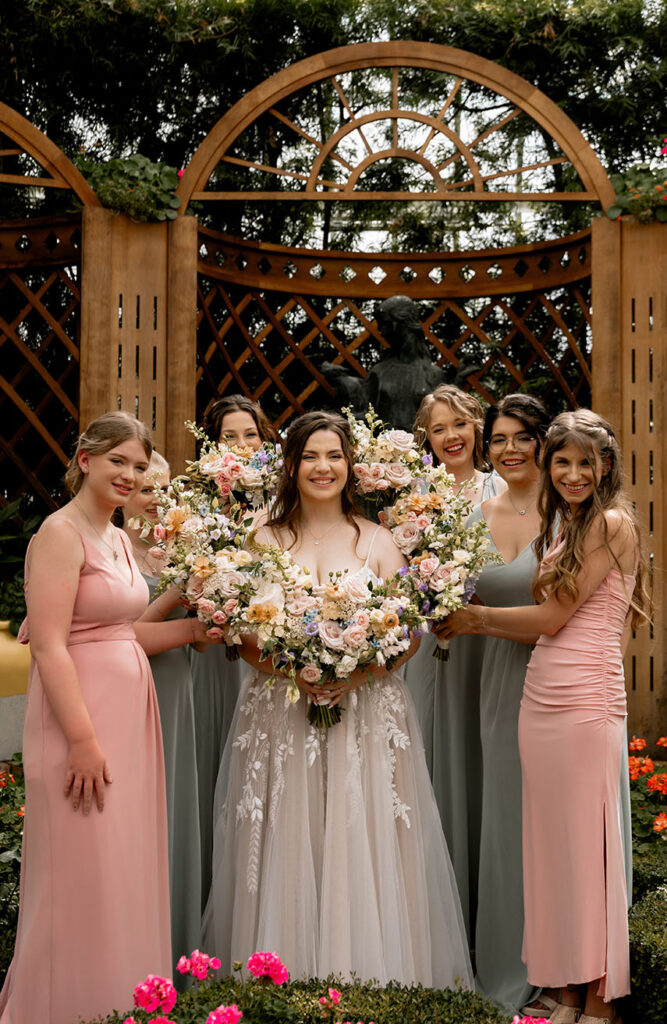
[267, 411, 360, 548]
[201, 394, 279, 445]
[483, 394, 551, 460]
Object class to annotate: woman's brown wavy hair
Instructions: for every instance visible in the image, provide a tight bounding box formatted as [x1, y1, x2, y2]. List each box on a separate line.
[266, 411, 361, 549]
[202, 394, 279, 445]
[533, 409, 652, 630]
[413, 384, 485, 469]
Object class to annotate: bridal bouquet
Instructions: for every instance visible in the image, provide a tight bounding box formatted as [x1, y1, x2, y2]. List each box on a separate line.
[382, 467, 499, 659]
[345, 405, 430, 502]
[222, 537, 426, 727]
[186, 420, 283, 509]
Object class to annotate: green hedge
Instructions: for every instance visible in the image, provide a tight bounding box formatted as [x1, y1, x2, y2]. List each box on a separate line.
[633, 843, 667, 903]
[100, 977, 510, 1024]
[627, 885, 667, 1024]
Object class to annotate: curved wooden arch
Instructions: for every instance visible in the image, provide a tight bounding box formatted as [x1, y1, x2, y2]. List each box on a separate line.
[0, 101, 100, 206]
[178, 41, 614, 209]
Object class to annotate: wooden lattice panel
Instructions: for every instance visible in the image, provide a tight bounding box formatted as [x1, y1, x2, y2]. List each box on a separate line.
[0, 215, 81, 269]
[196, 275, 591, 430]
[0, 230, 81, 517]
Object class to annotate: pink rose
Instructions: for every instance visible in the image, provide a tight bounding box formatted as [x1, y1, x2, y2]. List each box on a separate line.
[415, 515, 431, 529]
[186, 576, 204, 599]
[353, 609, 370, 629]
[223, 598, 239, 616]
[207, 626, 224, 639]
[375, 478, 390, 490]
[212, 610, 227, 625]
[392, 520, 422, 554]
[147, 546, 167, 562]
[353, 463, 371, 479]
[383, 462, 412, 488]
[429, 564, 453, 591]
[343, 623, 367, 648]
[286, 594, 318, 615]
[368, 462, 385, 480]
[217, 478, 232, 496]
[418, 556, 439, 579]
[359, 477, 378, 494]
[239, 466, 263, 489]
[319, 620, 346, 650]
[153, 523, 167, 541]
[300, 664, 323, 683]
[384, 428, 415, 453]
[197, 598, 216, 616]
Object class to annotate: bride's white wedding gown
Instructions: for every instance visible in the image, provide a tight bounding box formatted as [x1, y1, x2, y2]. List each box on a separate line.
[202, 533, 473, 989]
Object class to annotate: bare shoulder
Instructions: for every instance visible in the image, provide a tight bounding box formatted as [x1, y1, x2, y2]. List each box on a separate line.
[361, 519, 406, 575]
[586, 509, 637, 566]
[28, 511, 84, 571]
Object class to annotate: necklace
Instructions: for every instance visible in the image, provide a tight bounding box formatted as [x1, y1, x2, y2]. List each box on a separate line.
[508, 491, 536, 517]
[74, 498, 118, 560]
[301, 518, 345, 546]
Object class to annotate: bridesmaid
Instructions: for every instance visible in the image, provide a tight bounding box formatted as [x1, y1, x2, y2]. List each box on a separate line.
[407, 383, 505, 938]
[121, 451, 202, 984]
[465, 394, 549, 1011]
[192, 394, 279, 911]
[440, 410, 651, 1024]
[0, 412, 209, 1024]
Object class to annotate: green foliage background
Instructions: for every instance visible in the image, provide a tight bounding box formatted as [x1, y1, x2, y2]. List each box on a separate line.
[1, 0, 665, 245]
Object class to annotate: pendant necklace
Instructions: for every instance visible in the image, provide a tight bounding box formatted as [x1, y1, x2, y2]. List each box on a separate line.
[508, 492, 535, 517]
[302, 519, 344, 546]
[74, 498, 119, 560]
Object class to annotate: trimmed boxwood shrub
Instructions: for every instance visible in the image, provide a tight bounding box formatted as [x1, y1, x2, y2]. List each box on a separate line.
[626, 885, 667, 1024]
[99, 977, 511, 1024]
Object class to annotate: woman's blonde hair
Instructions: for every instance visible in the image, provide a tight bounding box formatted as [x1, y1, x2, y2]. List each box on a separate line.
[413, 384, 485, 469]
[65, 411, 152, 496]
[533, 409, 652, 630]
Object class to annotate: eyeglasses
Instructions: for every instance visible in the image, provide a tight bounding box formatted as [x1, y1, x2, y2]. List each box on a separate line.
[488, 433, 536, 453]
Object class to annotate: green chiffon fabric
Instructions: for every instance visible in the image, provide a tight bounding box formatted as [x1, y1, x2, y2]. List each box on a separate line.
[144, 574, 202, 983]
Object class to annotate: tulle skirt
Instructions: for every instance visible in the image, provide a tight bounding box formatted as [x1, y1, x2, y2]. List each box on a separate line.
[203, 668, 473, 990]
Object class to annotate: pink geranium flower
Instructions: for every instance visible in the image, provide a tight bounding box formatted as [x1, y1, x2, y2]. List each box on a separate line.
[246, 950, 289, 985]
[133, 975, 177, 1015]
[207, 1004, 243, 1024]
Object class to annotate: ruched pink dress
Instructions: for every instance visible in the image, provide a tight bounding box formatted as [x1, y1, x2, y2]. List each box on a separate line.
[519, 559, 634, 1002]
[0, 531, 171, 1024]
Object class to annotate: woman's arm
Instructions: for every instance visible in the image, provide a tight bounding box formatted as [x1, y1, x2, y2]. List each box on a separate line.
[26, 519, 112, 816]
[433, 616, 539, 645]
[138, 585, 186, 622]
[133, 616, 210, 655]
[439, 512, 635, 641]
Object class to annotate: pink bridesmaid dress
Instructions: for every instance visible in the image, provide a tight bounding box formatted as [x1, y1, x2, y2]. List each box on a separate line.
[519, 558, 634, 1002]
[0, 531, 171, 1024]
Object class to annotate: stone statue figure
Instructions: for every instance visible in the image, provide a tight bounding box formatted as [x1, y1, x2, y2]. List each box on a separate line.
[321, 295, 445, 431]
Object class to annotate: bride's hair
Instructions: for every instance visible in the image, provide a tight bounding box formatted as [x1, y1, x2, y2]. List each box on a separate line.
[202, 394, 279, 445]
[267, 410, 360, 548]
[533, 408, 651, 630]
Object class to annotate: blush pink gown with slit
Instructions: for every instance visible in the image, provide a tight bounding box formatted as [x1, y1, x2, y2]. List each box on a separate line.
[519, 566, 634, 1002]
[0, 532, 171, 1024]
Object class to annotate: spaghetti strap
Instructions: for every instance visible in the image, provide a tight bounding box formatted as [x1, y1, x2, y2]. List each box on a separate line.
[363, 524, 383, 569]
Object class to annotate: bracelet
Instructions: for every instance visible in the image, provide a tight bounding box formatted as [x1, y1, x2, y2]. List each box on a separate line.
[189, 617, 197, 643]
[479, 606, 488, 633]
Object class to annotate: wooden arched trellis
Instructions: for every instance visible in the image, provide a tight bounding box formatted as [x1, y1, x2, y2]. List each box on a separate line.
[178, 41, 614, 209]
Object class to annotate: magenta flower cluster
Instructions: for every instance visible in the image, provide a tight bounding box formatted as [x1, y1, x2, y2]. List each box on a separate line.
[206, 1004, 243, 1024]
[176, 948, 222, 981]
[123, 1017, 176, 1024]
[246, 950, 289, 985]
[319, 987, 342, 1009]
[132, 975, 177, 1015]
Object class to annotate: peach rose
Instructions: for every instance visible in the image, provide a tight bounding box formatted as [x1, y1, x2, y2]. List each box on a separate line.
[300, 664, 323, 684]
[392, 520, 422, 554]
[383, 462, 412, 488]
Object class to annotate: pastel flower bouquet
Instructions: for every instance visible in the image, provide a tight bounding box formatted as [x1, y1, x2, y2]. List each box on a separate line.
[186, 420, 283, 510]
[382, 465, 499, 659]
[345, 405, 430, 502]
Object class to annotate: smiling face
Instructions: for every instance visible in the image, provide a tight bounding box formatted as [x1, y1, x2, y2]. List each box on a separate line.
[549, 440, 603, 510]
[78, 439, 150, 509]
[123, 469, 170, 524]
[426, 400, 477, 472]
[219, 409, 262, 451]
[296, 429, 349, 503]
[487, 414, 539, 483]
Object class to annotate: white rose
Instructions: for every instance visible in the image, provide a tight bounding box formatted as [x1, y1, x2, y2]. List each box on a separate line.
[239, 466, 263, 489]
[335, 654, 358, 678]
[217, 569, 247, 597]
[344, 575, 371, 603]
[384, 429, 415, 454]
[319, 620, 346, 650]
[392, 520, 422, 554]
[452, 549, 471, 564]
[248, 581, 285, 611]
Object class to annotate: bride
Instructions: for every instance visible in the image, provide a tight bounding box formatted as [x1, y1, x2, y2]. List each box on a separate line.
[203, 411, 472, 989]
